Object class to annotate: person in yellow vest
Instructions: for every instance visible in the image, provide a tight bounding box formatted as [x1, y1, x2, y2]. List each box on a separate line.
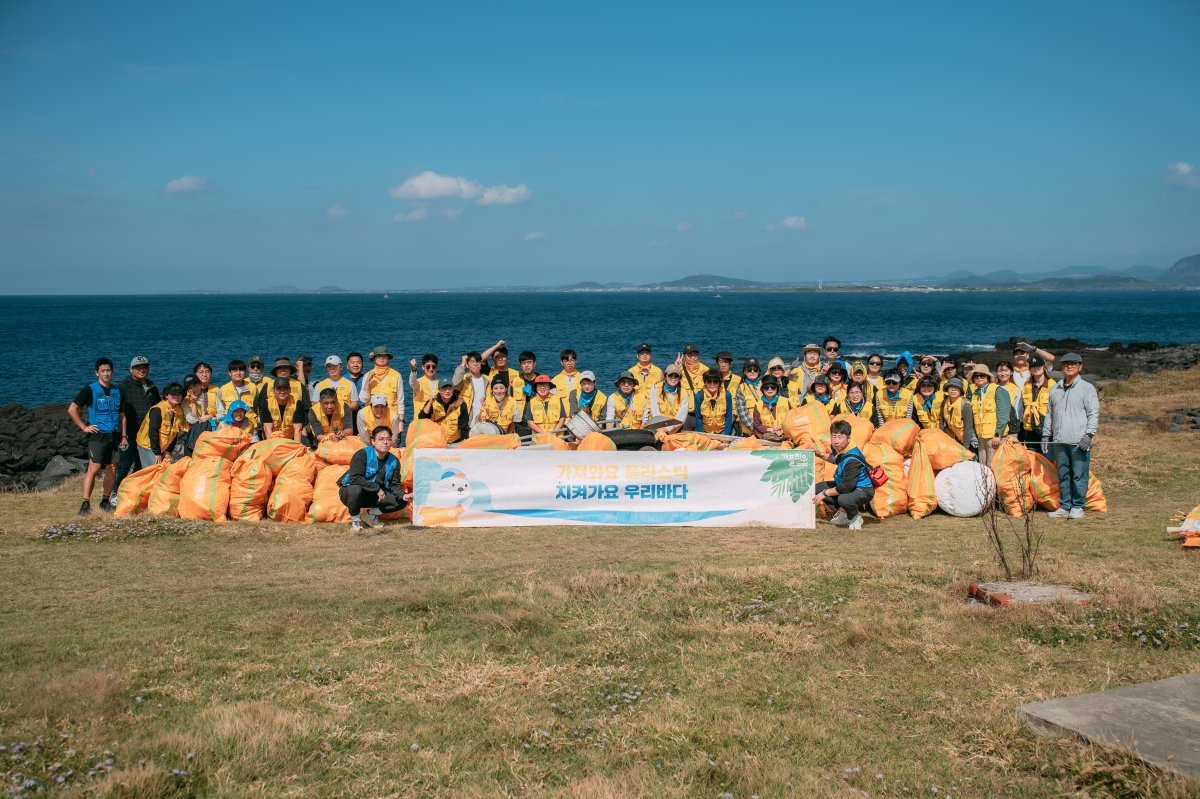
[357, 394, 401, 443]
[454, 351, 492, 428]
[648, 365, 684, 420]
[268, 357, 307, 408]
[246, 355, 268, 397]
[552, 349, 582, 398]
[677, 343, 710, 395]
[802, 374, 837, 411]
[478, 377, 517, 433]
[136, 382, 186, 466]
[791, 343, 823, 395]
[908, 377, 944, 430]
[308, 387, 352, 444]
[876, 371, 914, 425]
[183, 373, 216, 433]
[419, 379, 469, 444]
[358, 346, 405, 439]
[864, 354, 886, 393]
[683, 370, 735, 435]
[567, 371, 607, 421]
[1011, 340, 1057, 391]
[826, 363, 849, 407]
[485, 342, 520, 390]
[314, 355, 358, 422]
[842, 382, 876, 423]
[752, 375, 792, 441]
[408, 354, 440, 420]
[849, 361, 876, 404]
[1019, 354, 1056, 449]
[995, 360, 1020, 431]
[603, 371, 648, 429]
[256, 377, 305, 442]
[734, 358, 763, 434]
[629, 343, 662, 397]
[713, 351, 743, 395]
[767, 356, 801, 402]
[215, 359, 260, 433]
[939, 377, 975, 446]
[967, 364, 1010, 468]
[523, 374, 567, 434]
[906, 355, 938, 392]
[192, 362, 219, 420]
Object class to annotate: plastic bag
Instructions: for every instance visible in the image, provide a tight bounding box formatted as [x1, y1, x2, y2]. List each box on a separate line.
[308, 465, 351, 524]
[265, 452, 319, 523]
[862, 442, 908, 519]
[907, 438, 938, 519]
[314, 436, 365, 466]
[783, 404, 831, 450]
[238, 439, 308, 475]
[451, 433, 521, 450]
[228, 456, 274, 522]
[935, 461, 996, 517]
[114, 463, 167, 517]
[146, 456, 191, 517]
[870, 419, 919, 457]
[914, 428, 975, 471]
[178, 457, 234, 522]
[830, 413, 875, 451]
[191, 427, 252, 462]
[576, 432, 616, 451]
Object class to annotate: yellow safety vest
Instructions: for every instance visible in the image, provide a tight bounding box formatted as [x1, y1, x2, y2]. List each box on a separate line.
[696, 389, 729, 434]
[526, 396, 566, 429]
[843, 397, 876, 422]
[362, 367, 402, 420]
[911, 392, 944, 429]
[681, 360, 710, 394]
[757, 395, 793, 428]
[136, 400, 185, 452]
[263, 394, 300, 438]
[425, 398, 467, 443]
[629, 363, 664, 397]
[310, 403, 347, 438]
[608, 391, 647, 428]
[316, 377, 357, 412]
[1021, 378, 1056, 431]
[941, 397, 967, 443]
[479, 395, 516, 432]
[218, 381, 260, 428]
[972, 383, 1001, 438]
[877, 389, 913, 423]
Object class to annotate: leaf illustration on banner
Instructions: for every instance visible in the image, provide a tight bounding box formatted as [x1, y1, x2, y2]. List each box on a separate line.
[751, 451, 815, 503]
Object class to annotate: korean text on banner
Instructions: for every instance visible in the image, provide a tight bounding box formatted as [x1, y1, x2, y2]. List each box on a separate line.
[411, 449, 816, 528]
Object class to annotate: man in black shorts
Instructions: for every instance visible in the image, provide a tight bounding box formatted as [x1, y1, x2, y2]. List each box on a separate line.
[67, 357, 129, 515]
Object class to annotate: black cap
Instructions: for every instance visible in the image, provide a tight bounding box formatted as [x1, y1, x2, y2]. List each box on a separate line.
[761, 375, 780, 389]
[683, 343, 700, 354]
[299, 353, 313, 365]
[636, 342, 652, 353]
[183, 374, 200, 388]
[714, 350, 733, 361]
[273, 377, 291, 389]
[743, 358, 760, 371]
[1029, 354, 1046, 367]
[439, 378, 455, 389]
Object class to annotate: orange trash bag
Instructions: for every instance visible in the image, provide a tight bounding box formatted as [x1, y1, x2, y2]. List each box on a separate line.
[907, 438, 938, 519]
[309, 465, 351, 524]
[729, 436, 764, 450]
[533, 432, 572, 450]
[147, 456, 191, 517]
[783, 404, 831, 450]
[988, 439, 1038, 516]
[178, 456, 234, 522]
[870, 419, 919, 457]
[862, 442, 908, 519]
[914, 428, 975, 471]
[114, 463, 167, 517]
[576, 432, 616, 451]
[658, 431, 725, 451]
[237, 439, 308, 475]
[191, 427, 252, 462]
[266, 452, 319, 523]
[228, 456, 275, 522]
[314, 436, 365, 466]
[1086, 473, 1108, 513]
[831, 413, 874, 450]
[451, 433, 521, 450]
[400, 420, 448, 489]
[1028, 452, 1062, 510]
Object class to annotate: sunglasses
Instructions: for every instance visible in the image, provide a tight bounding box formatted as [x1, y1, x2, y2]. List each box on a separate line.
[744, 367, 760, 373]
[666, 374, 680, 379]
[825, 347, 839, 352]
[562, 357, 576, 362]
[423, 364, 437, 370]
[868, 361, 882, 366]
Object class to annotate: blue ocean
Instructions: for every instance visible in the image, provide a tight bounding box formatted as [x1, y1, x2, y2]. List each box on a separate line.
[3, 290, 1197, 407]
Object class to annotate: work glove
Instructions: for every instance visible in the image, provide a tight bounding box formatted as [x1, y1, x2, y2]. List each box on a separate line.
[1040, 437, 1050, 455]
[1016, 340, 1037, 354]
[1077, 433, 1093, 452]
[969, 436, 979, 450]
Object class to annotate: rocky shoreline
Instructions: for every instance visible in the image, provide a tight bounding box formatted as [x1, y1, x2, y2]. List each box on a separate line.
[3, 339, 1198, 490]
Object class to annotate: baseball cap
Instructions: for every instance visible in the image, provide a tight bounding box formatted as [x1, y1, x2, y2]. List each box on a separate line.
[579, 370, 596, 381]
[532, 374, 552, 384]
[183, 374, 200, 388]
[683, 343, 700, 354]
[714, 350, 733, 361]
[438, 378, 455, 389]
[665, 364, 682, 376]
[299, 353, 313, 365]
[1029, 355, 1046, 368]
[248, 355, 264, 367]
[325, 355, 342, 366]
[273, 377, 291, 389]
[130, 355, 150, 367]
[636, 342, 652, 353]
[370, 393, 388, 406]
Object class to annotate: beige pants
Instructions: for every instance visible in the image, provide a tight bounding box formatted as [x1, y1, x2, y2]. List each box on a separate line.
[976, 438, 998, 469]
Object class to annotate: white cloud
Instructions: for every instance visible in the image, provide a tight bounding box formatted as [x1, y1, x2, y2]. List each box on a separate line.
[524, 231, 545, 241]
[731, 211, 748, 220]
[390, 170, 482, 200]
[163, 175, 211, 194]
[676, 221, 691, 233]
[389, 170, 533, 206]
[393, 207, 428, 223]
[326, 204, 350, 219]
[479, 183, 532, 206]
[1167, 162, 1199, 188]
[767, 215, 807, 231]
[441, 207, 463, 220]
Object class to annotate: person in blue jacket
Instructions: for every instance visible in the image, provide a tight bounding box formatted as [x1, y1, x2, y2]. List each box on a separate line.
[67, 357, 129, 515]
[338, 425, 408, 532]
[812, 419, 875, 531]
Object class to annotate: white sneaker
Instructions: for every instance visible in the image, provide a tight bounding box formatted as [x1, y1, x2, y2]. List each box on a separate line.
[1068, 508, 1085, 520]
[847, 515, 864, 531]
[830, 509, 849, 526]
[350, 518, 365, 532]
[1046, 508, 1070, 519]
[109, 491, 119, 506]
[361, 511, 383, 528]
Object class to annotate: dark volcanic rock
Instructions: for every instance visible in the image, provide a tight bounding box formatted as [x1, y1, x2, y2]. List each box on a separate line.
[0, 403, 88, 489]
[35, 455, 88, 491]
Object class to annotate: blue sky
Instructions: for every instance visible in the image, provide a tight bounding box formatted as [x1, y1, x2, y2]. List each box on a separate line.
[1, 1, 1198, 293]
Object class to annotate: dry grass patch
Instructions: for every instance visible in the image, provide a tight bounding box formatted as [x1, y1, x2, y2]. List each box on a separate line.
[7, 667, 126, 724]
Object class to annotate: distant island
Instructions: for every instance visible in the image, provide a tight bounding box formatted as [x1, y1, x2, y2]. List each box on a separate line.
[178, 253, 1200, 295]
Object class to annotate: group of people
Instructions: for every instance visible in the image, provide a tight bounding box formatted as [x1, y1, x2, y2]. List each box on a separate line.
[68, 337, 1100, 525]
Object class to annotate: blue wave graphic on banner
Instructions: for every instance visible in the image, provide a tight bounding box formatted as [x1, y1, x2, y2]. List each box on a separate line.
[490, 509, 739, 524]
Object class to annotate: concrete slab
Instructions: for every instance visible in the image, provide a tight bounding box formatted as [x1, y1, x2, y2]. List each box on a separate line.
[1017, 672, 1200, 780]
[969, 580, 1095, 607]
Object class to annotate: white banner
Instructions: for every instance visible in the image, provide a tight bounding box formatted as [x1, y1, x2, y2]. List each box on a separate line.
[411, 448, 816, 528]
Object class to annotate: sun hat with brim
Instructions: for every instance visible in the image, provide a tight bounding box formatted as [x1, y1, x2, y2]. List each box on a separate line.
[969, 364, 994, 380]
[223, 400, 250, 424]
[714, 351, 733, 362]
[271, 357, 293, 374]
[373, 346, 392, 359]
[767, 356, 787, 370]
[614, 370, 637, 387]
[803, 343, 822, 353]
[1060, 352, 1083, 364]
[944, 377, 965, 392]
[812, 375, 831, 386]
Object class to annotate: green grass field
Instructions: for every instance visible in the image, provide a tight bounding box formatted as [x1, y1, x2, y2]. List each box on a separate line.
[2, 369, 1199, 798]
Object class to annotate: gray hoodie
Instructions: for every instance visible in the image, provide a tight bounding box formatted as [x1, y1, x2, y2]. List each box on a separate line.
[1042, 377, 1099, 444]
